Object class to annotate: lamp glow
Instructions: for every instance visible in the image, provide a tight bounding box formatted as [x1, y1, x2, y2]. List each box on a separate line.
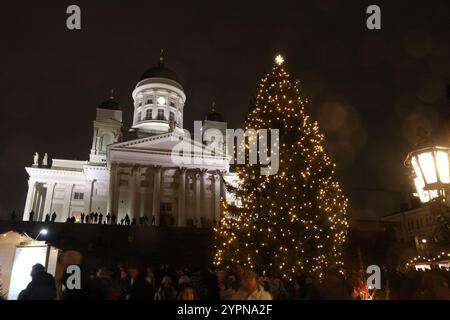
[406, 146, 450, 203]
[275, 54, 284, 66]
[157, 96, 166, 105]
[436, 151, 450, 183]
[36, 228, 48, 240]
[418, 152, 437, 184]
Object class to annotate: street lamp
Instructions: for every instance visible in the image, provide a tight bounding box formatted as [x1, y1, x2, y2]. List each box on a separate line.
[405, 146, 450, 203]
[35, 228, 48, 240]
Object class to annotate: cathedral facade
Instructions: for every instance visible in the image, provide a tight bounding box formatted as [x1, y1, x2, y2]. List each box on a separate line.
[22, 57, 233, 228]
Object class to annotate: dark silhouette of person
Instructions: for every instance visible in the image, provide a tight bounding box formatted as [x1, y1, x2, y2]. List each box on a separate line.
[10, 210, 16, 221]
[144, 216, 149, 225]
[90, 212, 94, 223]
[29, 211, 35, 221]
[98, 213, 103, 224]
[111, 214, 116, 224]
[124, 263, 154, 300]
[125, 214, 130, 225]
[120, 218, 124, 225]
[94, 212, 99, 223]
[51, 212, 57, 222]
[81, 213, 85, 223]
[45, 214, 50, 222]
[131, 218, 137, 226]
[152, 216, 156, 226]
[18, 263, 56, 300]
[106, 213, 111, 223]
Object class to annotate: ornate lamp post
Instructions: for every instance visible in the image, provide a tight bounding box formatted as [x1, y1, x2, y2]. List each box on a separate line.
[405, 146, 450, 203]
[405, 143, 450, 250]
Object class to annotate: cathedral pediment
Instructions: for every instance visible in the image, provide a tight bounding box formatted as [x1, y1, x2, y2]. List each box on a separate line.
[109, 131, 226, 158]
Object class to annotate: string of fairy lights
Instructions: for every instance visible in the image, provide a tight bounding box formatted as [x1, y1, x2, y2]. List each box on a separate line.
[407, 252, 450, 266]
[214, 55, 349, 280]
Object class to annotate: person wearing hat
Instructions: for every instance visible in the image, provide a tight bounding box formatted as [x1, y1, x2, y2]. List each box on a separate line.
[232, 269, 272, 300]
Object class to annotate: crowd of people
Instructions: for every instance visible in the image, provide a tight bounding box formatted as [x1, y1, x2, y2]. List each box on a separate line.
[10, 260, 450, 300]
[12, 210, 217, 227]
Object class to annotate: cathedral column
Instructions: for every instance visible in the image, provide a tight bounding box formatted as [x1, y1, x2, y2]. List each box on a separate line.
[128, 166, 138, 220]
[177, 167, 187, 227]
[36, 188, 44, 221]
[43, 182, 55, 217]
[199, 169, 208, 227]
[84, 179, 95, 215]
[185, 171, 192, 224]
[32, 185, 40, 219]
[62, 184, 75, 222]
[23, 179, 36, 220]
[113, 165, 120, 216]
[37, 187, 47, 221]
[107, 163, 117, 215]
[211, 173, 220, 225]
[140, 167, 148, 219]
[91, 128, 99, 155]
[193, 171, 201, 227]
[219, 171, 226, 217]
[39, 190, 46, 218]
[152, 166, 162, 226]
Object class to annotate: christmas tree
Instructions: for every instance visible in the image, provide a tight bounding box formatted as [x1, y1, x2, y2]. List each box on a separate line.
[214, 55, 349, 280]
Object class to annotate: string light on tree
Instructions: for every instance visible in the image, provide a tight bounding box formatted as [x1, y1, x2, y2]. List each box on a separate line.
[214, 54, 349, 280]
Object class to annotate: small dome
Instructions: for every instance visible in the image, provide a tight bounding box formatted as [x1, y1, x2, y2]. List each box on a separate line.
[206, 111, 225, 122]
[99, 96, 120, 110]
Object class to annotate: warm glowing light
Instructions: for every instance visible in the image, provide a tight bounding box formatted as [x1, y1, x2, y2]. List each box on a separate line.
[408, 147, 450, 203]
[413, 177, 440, 203]
[157, 96, 166, 105]
[436, 151, 450, 183]
[418, 152, 437, 184]
[275, 54, 284, 66]
[213, 56, 348, 279]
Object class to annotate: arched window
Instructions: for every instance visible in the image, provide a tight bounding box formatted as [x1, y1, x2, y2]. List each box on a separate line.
[101, 133, 114, 152]
[146, 109, 152, 120]
[157, 109, 165, 120]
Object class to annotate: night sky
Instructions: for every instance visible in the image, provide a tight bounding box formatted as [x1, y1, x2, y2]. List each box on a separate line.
[0, 0, 449, 220]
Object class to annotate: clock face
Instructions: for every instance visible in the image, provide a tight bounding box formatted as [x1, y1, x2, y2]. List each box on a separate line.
[157, 96, 166, 105]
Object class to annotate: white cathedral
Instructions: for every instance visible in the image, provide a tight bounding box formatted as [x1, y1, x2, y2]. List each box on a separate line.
[22, 55, 234, 228]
